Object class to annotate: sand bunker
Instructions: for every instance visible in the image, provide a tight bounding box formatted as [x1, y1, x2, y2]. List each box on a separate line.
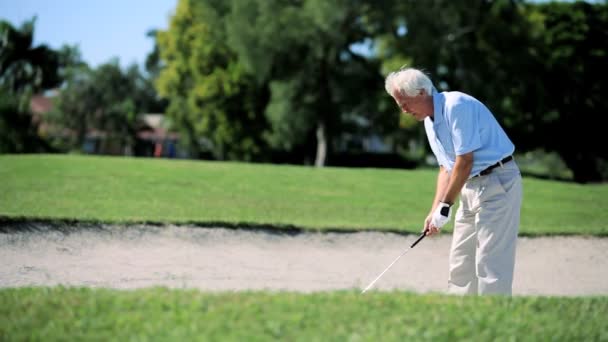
[1, 224, 607, 296]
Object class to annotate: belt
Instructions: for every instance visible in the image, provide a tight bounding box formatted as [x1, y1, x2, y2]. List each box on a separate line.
[473, 155, 513, 178]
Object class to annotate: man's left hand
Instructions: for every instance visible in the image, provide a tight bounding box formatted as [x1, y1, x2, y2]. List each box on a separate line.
[431, 202, 452, 229]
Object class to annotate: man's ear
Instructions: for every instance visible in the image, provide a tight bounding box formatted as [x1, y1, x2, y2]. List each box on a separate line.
[418, 89, 427, 96]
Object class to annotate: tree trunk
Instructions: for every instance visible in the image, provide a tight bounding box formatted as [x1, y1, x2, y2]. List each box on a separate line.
[315, 121, 327, 167]
[76, 122, 87, 152]
[314, 50, 334, 168]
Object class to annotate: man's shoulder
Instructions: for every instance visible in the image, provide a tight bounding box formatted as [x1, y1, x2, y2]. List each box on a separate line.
[442, 91, 478, 106]
[441, 91, 483, 116]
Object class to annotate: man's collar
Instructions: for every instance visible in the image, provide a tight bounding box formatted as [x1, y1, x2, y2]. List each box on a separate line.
[432, 89, 444, 125]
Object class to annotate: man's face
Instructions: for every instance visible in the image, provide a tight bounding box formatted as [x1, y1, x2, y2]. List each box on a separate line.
[392, 89, 432, 122]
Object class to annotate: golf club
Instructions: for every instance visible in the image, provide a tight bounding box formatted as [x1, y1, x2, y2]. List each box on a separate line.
[361, 229, 428, 294]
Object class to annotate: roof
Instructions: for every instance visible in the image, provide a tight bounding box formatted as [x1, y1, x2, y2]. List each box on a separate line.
[141, 113, 164, 129]
[30, 94, 53, 114]
[136, 113, 178, 141]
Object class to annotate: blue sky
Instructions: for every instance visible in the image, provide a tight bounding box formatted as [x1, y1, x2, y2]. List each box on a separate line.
[1, 0, 177, 68]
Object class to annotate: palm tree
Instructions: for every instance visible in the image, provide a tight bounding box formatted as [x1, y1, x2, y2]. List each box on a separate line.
[0, 17, 65, 152]
[0, 17, 61, 109]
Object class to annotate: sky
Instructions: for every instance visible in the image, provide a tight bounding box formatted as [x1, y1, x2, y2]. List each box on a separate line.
[1, 0, 177, 68]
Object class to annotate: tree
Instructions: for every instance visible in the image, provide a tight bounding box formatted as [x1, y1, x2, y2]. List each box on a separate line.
[225, 0, 391, 166]
[523, 2, 608, 182]
[0, 94, 50, 153]
[0, 17, 62, 107]
[155, 0, 269, 161]
[143, 29, 170, 115]
[52, 60, 160, 153]
[0, 17, 76, 153]
[378, 0, 608, 182]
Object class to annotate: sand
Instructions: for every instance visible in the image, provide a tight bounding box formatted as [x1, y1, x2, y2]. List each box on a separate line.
[1, 224, 607, 296]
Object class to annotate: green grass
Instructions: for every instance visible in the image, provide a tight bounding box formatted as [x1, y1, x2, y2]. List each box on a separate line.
[1, 154, 607, 235]
[1, 287, 606, 341]
[1, 156, 607, 340]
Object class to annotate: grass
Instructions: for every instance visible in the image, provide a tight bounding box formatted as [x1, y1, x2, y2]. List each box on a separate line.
[1, 287, 606, 341]
[1, 156, 607, 341]
[1, 154, 607, 235]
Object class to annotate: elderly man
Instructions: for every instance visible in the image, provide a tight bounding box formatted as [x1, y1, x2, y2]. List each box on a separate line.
[385, 67, 523, 295]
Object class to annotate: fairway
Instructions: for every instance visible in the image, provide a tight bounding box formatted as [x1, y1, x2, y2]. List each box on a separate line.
[1, 154, 607, 235]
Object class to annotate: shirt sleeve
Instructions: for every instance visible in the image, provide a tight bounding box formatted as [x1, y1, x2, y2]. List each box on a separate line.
[449, 104, 482, 155]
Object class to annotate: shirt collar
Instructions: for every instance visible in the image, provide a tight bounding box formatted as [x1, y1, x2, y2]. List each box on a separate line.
[432, 89, 444, 126]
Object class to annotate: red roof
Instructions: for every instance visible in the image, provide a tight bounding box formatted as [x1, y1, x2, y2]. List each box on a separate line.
[30, 94, 53, 114]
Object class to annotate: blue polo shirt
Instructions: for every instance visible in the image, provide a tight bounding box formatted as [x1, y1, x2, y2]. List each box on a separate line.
[424, 90, 515, 177]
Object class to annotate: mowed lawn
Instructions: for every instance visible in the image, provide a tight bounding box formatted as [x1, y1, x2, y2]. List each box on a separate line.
[1, 154, 606, 235]
[1, 156, 607, 341]
[1, 287, 606, 341]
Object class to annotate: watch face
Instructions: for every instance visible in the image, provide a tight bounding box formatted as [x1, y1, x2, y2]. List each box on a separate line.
[440, 206, 450, 217]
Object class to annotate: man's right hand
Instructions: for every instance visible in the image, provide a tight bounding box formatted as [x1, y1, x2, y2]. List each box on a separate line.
[423, 213, 440, 236]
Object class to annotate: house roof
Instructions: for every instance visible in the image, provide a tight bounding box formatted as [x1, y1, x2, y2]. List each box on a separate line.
[141, 113, 165, 129]
[30, 94, 53, 114]
[136, 113, 178, 141]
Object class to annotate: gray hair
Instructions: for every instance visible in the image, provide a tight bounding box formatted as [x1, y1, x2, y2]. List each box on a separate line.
[385, 68, 434, 97]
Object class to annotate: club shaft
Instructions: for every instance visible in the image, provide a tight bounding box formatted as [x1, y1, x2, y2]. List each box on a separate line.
[361, 247, 412, 294]
[361, 231, 427, 294]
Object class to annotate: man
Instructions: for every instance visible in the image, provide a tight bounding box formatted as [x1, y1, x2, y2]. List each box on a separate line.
[385, 67, 523, 295]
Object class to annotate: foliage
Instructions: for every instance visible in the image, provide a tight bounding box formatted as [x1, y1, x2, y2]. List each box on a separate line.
[378, 0, 608, 182]
[152, 0, 607, 179]
[0, 95, 49, 153]
[522, 2, 608, 182]
[1, 287, 607, 341]
[155, 0, 269, 161]
[51, 61, 162, 152]
[516, 149, 573, 181]
[1, 155, 606, 236]
[3, 2, 606, 181]
[0, 18, 83, 153]
[225, 0, 391, 166]
[0, 17, 61, 109]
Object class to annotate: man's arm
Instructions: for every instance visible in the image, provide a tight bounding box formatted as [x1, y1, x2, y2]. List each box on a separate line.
[441, 152, 473, 205]
[430, 166, 450, 213]
[424, 165, 450, 235]
[426, 152, 473, 235]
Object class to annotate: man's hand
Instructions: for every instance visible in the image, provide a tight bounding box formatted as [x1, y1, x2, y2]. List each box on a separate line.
[423, 214, 437, 236]
[430, 202, 452, 230]
[423, 213, 440, 236]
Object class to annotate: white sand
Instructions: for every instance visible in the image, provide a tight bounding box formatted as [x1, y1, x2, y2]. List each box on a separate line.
[1, 224, 606, 296]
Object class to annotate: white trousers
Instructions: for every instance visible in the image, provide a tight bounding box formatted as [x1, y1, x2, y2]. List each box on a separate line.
[448, 160, 523, 295]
